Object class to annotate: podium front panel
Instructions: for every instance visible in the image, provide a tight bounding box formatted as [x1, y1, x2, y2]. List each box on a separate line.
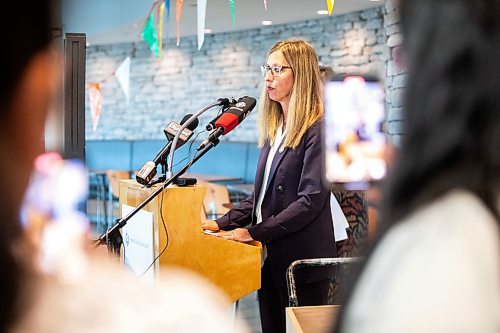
[120, 180, 261, 302]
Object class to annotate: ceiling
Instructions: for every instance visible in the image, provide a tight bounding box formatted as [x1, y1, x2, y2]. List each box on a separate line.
[62, 0, 385, 45]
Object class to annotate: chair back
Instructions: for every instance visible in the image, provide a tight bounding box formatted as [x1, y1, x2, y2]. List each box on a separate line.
[105, 170, 130, 199]
[286, 257, 362, 307]
[198, 181, 231, 220]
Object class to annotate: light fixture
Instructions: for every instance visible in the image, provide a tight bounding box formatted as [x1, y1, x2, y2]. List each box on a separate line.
[204, 28, 212, 34]
[262, 20, 273, 26]
[317, 10, 329, 15]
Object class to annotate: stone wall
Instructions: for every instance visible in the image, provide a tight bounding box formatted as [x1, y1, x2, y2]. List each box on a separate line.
[86, 6, 392, 142]
[383, 0, 405, 145]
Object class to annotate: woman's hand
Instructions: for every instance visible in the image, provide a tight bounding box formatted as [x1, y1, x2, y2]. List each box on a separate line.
[215, 228, 254, 243]
[201, 220, 220, 232]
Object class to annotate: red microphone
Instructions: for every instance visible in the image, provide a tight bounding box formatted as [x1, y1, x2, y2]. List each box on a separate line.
[215, 112, 239, 134]
[197, 96, 256, 150]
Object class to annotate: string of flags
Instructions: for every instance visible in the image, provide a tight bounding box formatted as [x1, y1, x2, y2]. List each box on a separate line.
[87, 0, 334, 131]
[87, 0, 160, 131]
[327, 0, 335, 15]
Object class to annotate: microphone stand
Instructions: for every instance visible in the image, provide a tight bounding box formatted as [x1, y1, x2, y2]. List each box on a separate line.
[166, 101, 223, 180]
[145, 161, 167, 187]
[93, 138, 221, 254]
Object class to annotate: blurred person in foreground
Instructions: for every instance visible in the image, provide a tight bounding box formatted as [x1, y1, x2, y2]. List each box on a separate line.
[203, 40, 337, 333]
[0, 1, 248, 332]
[333, 0, 500, 332]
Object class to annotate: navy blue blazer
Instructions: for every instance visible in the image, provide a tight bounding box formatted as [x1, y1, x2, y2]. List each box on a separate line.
[216, 121, 337, 288]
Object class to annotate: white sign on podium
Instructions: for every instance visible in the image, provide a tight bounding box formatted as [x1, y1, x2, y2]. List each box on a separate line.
[121, 204, 154, 284]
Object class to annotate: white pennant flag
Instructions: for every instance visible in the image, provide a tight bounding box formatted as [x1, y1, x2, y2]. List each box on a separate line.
[197, 0, 207, 50]
[115, 57, 131, 102]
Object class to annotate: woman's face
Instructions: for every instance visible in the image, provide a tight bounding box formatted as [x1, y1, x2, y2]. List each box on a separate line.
[264, 50, 294, 107]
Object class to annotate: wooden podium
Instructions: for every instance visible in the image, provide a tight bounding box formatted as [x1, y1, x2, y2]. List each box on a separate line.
[119, 179, 261, 302]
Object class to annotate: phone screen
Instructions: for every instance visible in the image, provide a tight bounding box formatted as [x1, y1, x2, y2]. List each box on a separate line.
[323, 75, 386, 190]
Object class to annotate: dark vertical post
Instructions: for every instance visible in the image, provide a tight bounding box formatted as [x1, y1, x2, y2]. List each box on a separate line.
[63, 33, 86, 161]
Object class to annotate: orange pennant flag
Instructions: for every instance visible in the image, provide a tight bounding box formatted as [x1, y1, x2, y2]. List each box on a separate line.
[88, 83, 103, 131]
[176, 0, 184, 46]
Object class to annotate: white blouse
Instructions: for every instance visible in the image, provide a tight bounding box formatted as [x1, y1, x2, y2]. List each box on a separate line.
[256, 125, 286, 224]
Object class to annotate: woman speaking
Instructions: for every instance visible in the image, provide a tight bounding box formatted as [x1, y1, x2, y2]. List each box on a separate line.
[202, 39, 336, 333]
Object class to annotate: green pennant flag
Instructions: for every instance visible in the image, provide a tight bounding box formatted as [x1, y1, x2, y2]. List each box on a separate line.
[229, 0, 235, 25]
[142, 13, 159, 57]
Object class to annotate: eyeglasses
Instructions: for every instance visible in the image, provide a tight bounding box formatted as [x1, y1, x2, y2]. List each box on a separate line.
[260, 64, 292, 77]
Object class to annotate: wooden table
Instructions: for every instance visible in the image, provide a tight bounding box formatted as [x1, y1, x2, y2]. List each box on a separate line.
[286, 305, 339, 333]
[227, 183, 254, 195]
[183, 172, 242, 183]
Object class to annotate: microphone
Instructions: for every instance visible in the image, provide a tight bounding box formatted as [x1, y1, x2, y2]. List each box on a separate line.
[197, 96, 256, 150]
[162, 113, 199, 143]
[206, 98, 237, 131]
[216, 97, 235, 107]
[136, 114, 199, 185]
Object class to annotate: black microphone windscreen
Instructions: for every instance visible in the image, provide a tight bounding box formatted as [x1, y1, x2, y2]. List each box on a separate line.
[220, 96, 257, 127]
[237, 96, 257, 111]
[188, 117, 199, 131]
[179, 114, 200, 131]
[180, 114, 192, 124]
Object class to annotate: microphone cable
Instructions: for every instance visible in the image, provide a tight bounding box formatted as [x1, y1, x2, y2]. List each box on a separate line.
[171, 129, 206, 168]
[139, 129, 207, 277]
[138, 101, 238, 276]
[139, 181, 169, 278]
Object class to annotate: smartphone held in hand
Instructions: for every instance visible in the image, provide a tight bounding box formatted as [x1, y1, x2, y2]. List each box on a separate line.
[323, 74, 387, 190]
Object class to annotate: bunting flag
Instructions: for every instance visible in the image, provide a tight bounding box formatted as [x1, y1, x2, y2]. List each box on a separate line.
[115, 57, 131, 102]
[158, 1, 165, 57]
[165, 0, 171, 38]
[229, 0, 235, 25]
[197, 0, 207, 50]
[142, 13, 160, 56]
[327, 0, 334, 15]
[88, 83, 103, 131]
[176, 0, 184, 46]
[264, 0, 268, 10]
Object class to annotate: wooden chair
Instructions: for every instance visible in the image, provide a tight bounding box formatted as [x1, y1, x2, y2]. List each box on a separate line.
[284, 190, 369, 308]
[197, 180, 232, 220]
[105, 170, 130, 227]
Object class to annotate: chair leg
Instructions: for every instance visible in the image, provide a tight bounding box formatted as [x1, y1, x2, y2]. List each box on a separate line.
[107, 183, 113, 228]
[99, 174, 107, 234]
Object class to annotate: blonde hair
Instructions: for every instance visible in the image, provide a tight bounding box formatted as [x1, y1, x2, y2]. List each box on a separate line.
[258, 40, 324, 149]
